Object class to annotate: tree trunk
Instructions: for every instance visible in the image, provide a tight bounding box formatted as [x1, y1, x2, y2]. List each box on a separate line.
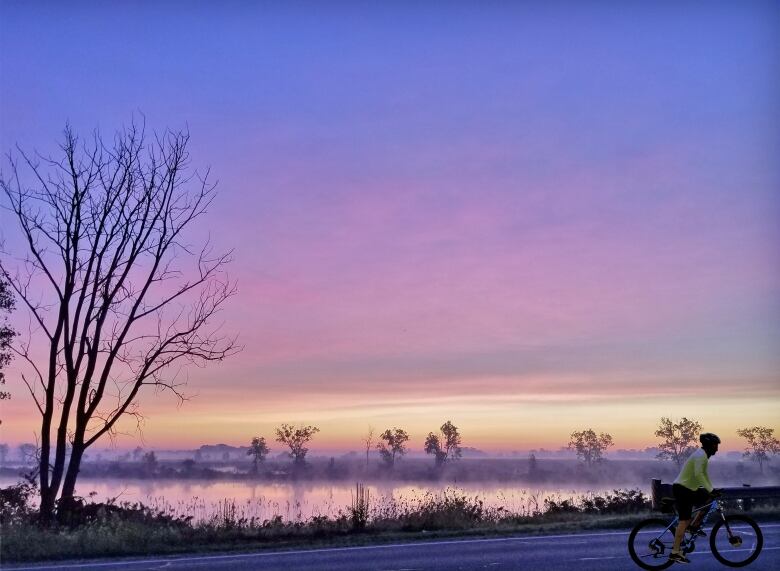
[39, 484, 56, 525]
[38, 404, 54, 522]
[60, 444, 84, 504]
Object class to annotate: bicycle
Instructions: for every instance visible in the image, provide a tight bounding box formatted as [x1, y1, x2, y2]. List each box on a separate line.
[628, 492, 763, 569]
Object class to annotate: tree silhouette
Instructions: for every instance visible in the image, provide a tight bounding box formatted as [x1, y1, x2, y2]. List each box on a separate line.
[568, 429, 613, 466]
[377, 427, 409, 468]
[142, 451, 157, 475]
[424, 420, 462, 467]
[181, 458, 196, 475]
[737, 426, 780, 474]
[655, 417, 701, 468]
[18, 443, 37, 467]
[528, 452, 538, 478]
[0, 123, 239, 522]
[247, 436, 270, 474]
[275, 424, 319, 466]
[363, 425, 375, 467]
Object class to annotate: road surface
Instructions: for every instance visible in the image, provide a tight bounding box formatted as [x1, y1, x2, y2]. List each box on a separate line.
[5, 524, 780, 570]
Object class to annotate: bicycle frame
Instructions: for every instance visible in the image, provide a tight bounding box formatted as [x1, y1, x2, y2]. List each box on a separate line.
[653, 499, 725, 549]
[683, 498, 722, 529]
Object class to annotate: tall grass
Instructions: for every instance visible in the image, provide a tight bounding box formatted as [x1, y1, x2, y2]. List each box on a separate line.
[349, 483, 370, 530]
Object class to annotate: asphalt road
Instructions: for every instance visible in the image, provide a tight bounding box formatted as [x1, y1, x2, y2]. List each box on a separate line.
[5, 524, 780, 571]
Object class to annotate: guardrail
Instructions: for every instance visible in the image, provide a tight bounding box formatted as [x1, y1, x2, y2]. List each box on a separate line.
[651, 479, 780, 511]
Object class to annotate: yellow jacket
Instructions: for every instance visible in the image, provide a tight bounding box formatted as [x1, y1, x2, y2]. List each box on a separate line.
[674, 448, 713, 492]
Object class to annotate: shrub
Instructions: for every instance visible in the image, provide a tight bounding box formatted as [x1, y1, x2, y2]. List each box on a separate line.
[0, 480, 36, 524]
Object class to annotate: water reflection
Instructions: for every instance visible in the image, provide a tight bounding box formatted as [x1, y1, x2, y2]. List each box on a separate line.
[0, 477, 641, 523]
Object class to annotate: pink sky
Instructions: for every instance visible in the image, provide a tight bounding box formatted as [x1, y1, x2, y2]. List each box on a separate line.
[1, 2, 778, 454]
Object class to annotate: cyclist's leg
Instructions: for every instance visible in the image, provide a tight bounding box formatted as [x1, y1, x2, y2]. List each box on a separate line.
[689, 489, 711, 529]
[673, 519, 690, 552]
[672, 484, 694, 554]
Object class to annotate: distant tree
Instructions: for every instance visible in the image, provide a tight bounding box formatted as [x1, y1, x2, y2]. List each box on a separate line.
[0, 275, 16, 411]
[194, 449, 203, 462]
[0, 443, 8, 465]
[327, 456, 337, 478]
[424, 420, 462, 467]
[363, 425, 375, 467]
[19, 443, 38, 467]
[181, 458, 196, 475]
[132, 447, 144, 462]
[528, 452, 538, 477]
[247, 436, 270, 474]
[737, 426, 780, 474]
[142, 451, 157, 474]
[655, 417, 702, 468]
[275, 424, 320, 466]
[377, 427, 409, 468]
[568, 429, 613, 466]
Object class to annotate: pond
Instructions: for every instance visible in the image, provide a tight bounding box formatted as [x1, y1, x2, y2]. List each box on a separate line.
[0, 477, 646, 523]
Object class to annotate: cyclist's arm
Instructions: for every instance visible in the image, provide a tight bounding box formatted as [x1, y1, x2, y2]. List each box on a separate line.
[695, 456, 714, 493]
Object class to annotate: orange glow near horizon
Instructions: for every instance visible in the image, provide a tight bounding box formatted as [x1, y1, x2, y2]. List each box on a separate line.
[3, 373, 776, 454]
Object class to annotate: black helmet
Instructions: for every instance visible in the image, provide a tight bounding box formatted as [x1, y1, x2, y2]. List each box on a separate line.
[700, 433, 721, 446]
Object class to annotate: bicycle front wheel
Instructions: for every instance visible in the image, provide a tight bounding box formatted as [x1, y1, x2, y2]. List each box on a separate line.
[710, 515, 763, 567]
[628, 517, 676, 570]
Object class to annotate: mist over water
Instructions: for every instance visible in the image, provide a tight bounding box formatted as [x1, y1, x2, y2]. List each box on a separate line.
[0, 477, 642, 523]
[1, 454, 773, 523]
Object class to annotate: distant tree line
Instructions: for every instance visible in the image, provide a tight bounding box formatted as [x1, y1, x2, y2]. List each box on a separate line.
[240, 421, 465, 472]
[5, 415, 778, 478]
[563, 418, 780, 472]
[232, 418, 779, 474]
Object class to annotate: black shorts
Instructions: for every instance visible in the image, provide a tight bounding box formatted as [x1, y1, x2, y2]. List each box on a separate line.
[673, 484, 710, 520]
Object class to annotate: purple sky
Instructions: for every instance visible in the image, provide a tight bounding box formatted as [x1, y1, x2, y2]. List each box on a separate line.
[1, 1, 778, 451]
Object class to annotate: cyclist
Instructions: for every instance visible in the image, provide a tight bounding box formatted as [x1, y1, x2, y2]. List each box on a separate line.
[669, 432, 721, 564]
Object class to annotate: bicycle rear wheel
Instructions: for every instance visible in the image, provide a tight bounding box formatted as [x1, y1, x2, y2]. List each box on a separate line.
[628, 517, 676, 570]
[710, 515, 763, 567]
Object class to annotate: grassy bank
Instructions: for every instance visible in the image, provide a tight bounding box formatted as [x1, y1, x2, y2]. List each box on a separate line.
[2, 485, 778, 563]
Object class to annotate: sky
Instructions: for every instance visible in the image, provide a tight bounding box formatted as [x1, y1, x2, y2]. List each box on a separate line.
[1, 1, 778, 454]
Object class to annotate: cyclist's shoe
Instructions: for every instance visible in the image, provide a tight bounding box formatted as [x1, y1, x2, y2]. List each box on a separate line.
[669, 552, 691, 564]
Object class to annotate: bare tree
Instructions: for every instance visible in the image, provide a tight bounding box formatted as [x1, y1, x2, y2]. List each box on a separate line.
[0, 124, 238, 522]
[363, 425, 375, 467]
[424, 420, 462, 467]
[247, 436, 270, 474]
[737, 426, 780, 474]
[275, 424, 319, 466]
[655, 417, 701, 468]
[568, 429, 613, 466]
[0, 275, 16, 407]
[377, 427, 409, 468]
